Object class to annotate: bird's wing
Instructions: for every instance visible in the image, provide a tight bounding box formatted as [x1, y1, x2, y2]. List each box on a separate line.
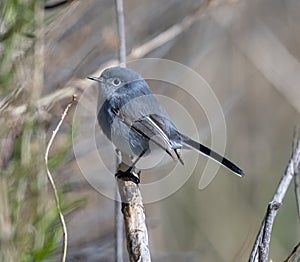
[113, 109, 183, 164]
[144, 114, 184, 165]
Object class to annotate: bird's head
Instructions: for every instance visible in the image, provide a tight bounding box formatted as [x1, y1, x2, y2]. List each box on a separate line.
[88, 66, 143, 93]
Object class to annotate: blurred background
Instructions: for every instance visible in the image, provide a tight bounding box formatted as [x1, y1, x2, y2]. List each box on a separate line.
[1, 0, 300, 261]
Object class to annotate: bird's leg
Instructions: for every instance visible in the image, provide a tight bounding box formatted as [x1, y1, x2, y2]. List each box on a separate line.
[116, 169, 141, 184]
[126, 148, 147, 174]
[116, 149, 147, 184]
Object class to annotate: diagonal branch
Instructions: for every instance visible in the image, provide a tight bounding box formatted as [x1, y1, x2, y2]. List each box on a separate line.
[283, 241, 300, 262]
[293, 127, 300, 221]
[249, 137, 300, 262]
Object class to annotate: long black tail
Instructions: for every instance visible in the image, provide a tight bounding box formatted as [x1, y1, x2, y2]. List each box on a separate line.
[180, 133, 244, 177]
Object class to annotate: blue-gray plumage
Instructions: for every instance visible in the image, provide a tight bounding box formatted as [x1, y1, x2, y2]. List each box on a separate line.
[88, 67, 244, 177]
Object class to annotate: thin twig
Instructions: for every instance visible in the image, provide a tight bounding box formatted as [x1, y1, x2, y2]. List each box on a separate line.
[128, 7, 201, 60]
[114, 0, 126, 260]
[293, 127, 300, 221]
[115, 150, 124, 262]
[284, 241, 300, 262]
[44, 95, 77, 262]
[294, 166, 300, 221]
[249, 219, 264, 262]
[6, 86, 77, 116]
[258, 201, 281, 261]
[249, 137, 300, 262]
[115, 0, 126, 67]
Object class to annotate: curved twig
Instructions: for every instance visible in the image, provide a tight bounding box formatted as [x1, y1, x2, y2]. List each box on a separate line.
[44, 95, 77, 262]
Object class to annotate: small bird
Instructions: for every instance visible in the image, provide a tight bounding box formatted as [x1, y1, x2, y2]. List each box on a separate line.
[88, 67, 244, 177]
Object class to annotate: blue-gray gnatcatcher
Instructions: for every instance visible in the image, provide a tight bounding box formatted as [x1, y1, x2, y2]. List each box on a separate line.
[88, 67, 244, 177]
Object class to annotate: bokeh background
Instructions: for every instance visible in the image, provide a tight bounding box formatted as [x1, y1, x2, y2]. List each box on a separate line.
[1, 0, 300, 261]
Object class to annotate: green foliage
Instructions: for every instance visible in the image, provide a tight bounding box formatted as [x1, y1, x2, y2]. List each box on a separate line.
[0, 1, 83, 261]
[1, 128, 83, 262]
[0, 0, 39, 90]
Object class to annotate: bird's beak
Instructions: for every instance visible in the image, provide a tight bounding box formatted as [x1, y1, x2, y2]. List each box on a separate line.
[87, 76, 104, 82]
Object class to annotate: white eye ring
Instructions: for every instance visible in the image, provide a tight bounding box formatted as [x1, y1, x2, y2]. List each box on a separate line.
[112, 78, 121, 86]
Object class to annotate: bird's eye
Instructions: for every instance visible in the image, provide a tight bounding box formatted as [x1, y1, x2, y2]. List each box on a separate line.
[112, 78, 121, 86]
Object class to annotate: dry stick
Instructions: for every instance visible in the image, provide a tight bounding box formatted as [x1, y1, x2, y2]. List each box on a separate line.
[293, 128, 300, 221]
[7, 86, 77, 116]
[284, 241, 300, 262]
[115, 150, 124, 262]
[294, 167, 300, 221]
[115, 0, 126, 67]
[44, 95, 77, 262]
[115, 0, 126, 261]
[291, 128, 300, 262]
[116, 172, 151, 262]
[249, 138, 300, 262]
[128, 5, 201, 60]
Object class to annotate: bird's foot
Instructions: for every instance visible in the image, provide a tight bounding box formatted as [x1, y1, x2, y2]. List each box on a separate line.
[115, 167, 141, 184]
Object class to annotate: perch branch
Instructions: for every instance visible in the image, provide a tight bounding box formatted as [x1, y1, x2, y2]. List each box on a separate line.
[44, 95, 77, 262]
[249, 137, 300, 262]
[116, 167, 151, 262]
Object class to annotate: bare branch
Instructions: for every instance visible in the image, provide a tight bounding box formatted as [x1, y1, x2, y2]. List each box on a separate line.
[44, 95, 77, 262]
[284, 241, 300, 262]
[115, 0, 126, 67]
[116, 168, 151, 262]
[115, 150, 124, 262]
[7, 86, 78, 117]
[294, 168, 300, 221]
[128, 6, 204, 60]
[249, 137, 300, 262]
[293, 127, 300, 221]
[258, 201, 281, 261]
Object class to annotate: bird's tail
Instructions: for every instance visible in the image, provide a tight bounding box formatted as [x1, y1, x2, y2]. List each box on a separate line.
[180, 133, 244, 177]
